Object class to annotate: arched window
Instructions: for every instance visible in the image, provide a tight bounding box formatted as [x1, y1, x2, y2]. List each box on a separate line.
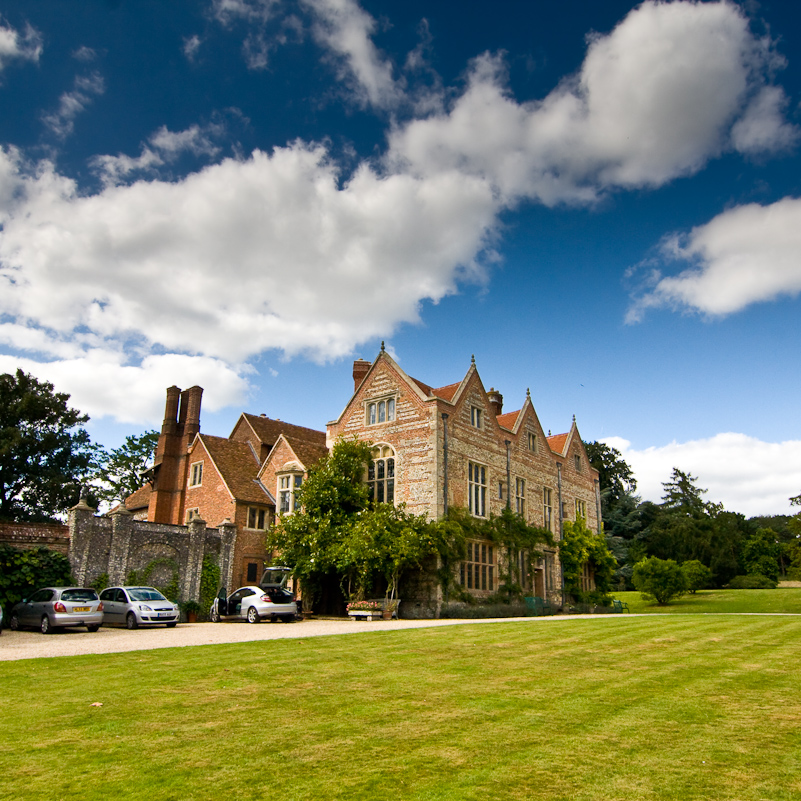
[367, 444, 395, 504]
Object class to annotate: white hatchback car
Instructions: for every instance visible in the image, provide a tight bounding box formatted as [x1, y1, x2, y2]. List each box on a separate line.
[211, 585, 296, 623]
[99, 586, 180, 629]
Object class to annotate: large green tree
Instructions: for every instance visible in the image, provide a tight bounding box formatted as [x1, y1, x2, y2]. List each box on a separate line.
[640, 469, 746, 586]
[0, 370, 94, 522]
[269, 438, 444, 608]
[90, 430, 159, 507]
[583, 440, 637, 513]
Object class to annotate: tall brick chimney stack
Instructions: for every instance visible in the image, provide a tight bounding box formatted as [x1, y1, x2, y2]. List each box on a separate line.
[353, 359, 371, 391]
[148, 385, 204, 525]
[487, 388, 503, 417]
[183, 386, 203, 439]
[162, 385, 180, 435]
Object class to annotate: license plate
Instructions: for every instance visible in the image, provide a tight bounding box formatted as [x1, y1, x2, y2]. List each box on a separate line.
[72, 606, 90, 612]
[157, 612, 172, 618]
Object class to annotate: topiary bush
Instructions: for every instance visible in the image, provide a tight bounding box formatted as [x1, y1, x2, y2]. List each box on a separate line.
[727, 574, 777, 589]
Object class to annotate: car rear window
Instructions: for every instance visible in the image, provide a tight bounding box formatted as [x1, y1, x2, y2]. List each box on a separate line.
[61, 589, 99, 602]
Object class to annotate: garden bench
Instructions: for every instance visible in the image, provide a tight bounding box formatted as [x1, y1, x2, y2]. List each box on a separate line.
[524, 596, 554, 616]
[612, 599, 630, 613]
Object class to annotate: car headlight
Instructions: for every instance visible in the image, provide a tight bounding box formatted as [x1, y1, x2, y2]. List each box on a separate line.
[139, 604, 153, 611]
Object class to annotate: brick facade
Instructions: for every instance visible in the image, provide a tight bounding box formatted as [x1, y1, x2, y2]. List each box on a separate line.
[119, 355, 601, 614]
[127, 390, 327, 590]
[327, 350, 602, 608]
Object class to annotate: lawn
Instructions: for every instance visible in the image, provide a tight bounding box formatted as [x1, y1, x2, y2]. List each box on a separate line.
[611, 588, 801, 614]
[2, 616, 800, 801]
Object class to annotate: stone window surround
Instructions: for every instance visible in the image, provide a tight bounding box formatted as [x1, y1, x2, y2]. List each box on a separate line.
[470, 405, 482, 429]
[277, 472, 303, 515]
[365, 394, 397, 426]
[468, 460, 487, 517]
[189, 461, 203, 487]
[246, 506, 269, 530]
[460, 540, 494, 591]
[367, 443, 396, 504]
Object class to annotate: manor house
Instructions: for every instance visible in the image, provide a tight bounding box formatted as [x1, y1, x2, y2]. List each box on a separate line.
[126, 349, 600, 606]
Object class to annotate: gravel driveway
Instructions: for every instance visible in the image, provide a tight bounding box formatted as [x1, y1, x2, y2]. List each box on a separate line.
[0, 615, 582, 661]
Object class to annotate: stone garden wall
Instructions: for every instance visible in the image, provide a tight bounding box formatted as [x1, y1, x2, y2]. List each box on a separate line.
[68, 500, 237, 601]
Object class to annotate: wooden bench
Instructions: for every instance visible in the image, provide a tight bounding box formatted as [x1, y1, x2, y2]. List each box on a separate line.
[612, 599, 630, 613]
[524, 596, 554, 616]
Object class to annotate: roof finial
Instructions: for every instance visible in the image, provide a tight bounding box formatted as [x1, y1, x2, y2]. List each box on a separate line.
[470, 354, 475, 366]
[572, 414, 576, 424]
[548, 429, 551, 436]
[526, 387, 531, 399]
[380, 341, 385, 352]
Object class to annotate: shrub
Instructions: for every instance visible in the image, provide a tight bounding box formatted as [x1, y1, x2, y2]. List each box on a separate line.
[681, 560, 712, 593]
[0, 545, 73, 621]
[727, 574, 777, 589]
[632, 556, 687, 604]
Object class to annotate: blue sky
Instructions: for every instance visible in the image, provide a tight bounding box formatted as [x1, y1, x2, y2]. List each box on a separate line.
[1, 0, 800, 516]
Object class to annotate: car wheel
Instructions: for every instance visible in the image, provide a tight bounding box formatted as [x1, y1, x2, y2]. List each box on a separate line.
[41, 615, 53, 634]
[87, 625, 100, 633]
[246, 606, 260, 624]
[126, 612, 138, 630]
[210, 610, 220, 623]
[166, 622, 177, 628]
[9, 613, 20, 631]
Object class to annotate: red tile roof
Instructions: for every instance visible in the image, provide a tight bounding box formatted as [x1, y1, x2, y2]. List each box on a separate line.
[496, 410, 520, 430]
[547, 433, 569, 455]
[201, 435, 272, 504]
[285, 436, 328, 472]
[241, 413, 326, 449]
[124, 483, 152, 511]
[431, 381, 460, 402]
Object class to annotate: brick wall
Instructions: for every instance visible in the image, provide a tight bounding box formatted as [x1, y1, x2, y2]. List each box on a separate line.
[0, 521, 70, 554]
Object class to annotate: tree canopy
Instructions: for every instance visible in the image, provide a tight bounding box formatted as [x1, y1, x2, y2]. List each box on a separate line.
[89, 430, 159, 507]
[0, 369, 94, 522]
[583, 440, 637, 511]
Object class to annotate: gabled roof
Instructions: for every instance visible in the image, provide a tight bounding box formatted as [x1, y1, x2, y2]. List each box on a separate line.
[496, 409, 521, 431]
[124, 483, 152, 512]
[547, 433, 569, 455]
[238, 413, 326, 449]
[199, 435, 272, 505]
[259, 433, 328, 484]
[285, 436, 328, 472]
[431, 381, 460, 401]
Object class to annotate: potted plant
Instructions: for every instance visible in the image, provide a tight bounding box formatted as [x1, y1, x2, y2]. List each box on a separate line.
[181, 599, 202, 623]
[346, 599, 382, 620]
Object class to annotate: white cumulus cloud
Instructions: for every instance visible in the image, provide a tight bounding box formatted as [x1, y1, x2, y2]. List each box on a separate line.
[628, 197, 801, 320]
[0, 351, 250, 425]
[606, 433, 801, 517]
[41, 72, 105, 139]
[388, 0, 795, 205]
[0, 18, 42, 73]
[0, 0, 797, 423]
[303, 0, 403, 110]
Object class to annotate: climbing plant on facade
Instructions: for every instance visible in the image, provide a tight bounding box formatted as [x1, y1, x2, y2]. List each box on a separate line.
[559, 515, 616, 601]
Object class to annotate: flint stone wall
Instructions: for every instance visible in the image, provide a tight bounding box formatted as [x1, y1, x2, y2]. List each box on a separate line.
[68, 501, 237, 601]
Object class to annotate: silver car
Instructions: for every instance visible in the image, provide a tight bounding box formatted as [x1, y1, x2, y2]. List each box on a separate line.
[211, 585, 296, 623]
[9, 587, 103, 634]
[99, 586, 180, 629]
